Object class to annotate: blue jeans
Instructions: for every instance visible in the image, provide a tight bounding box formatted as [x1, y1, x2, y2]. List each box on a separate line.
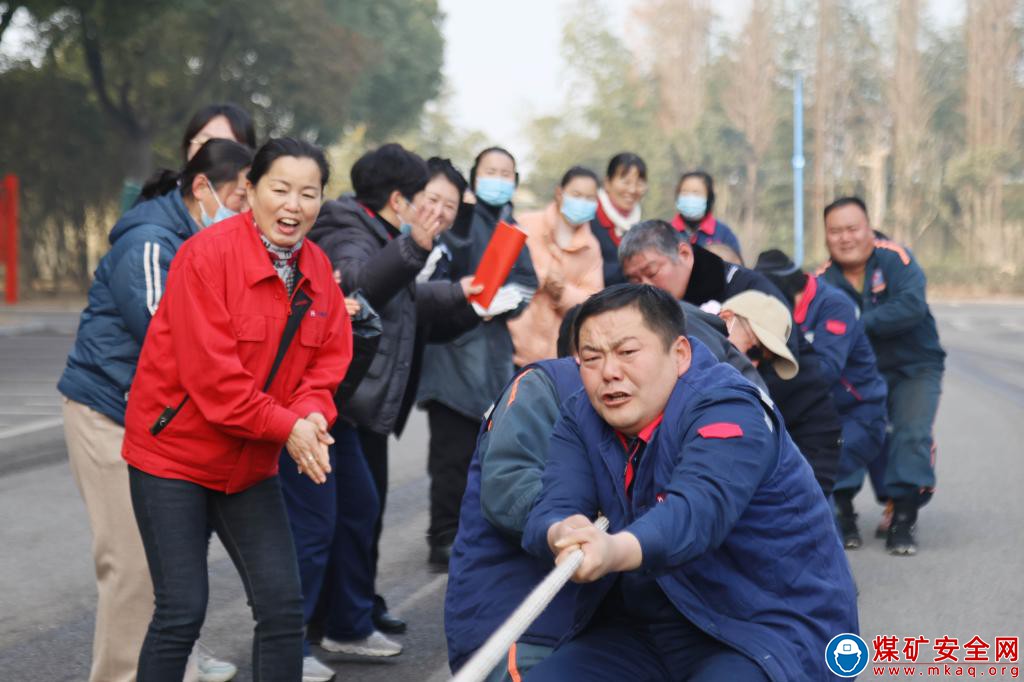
[280, 421, 378, 649]
[129, 467, 304, 681]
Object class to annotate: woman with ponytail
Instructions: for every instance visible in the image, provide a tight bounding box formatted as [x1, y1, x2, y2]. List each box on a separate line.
[57, 138, 253, 682]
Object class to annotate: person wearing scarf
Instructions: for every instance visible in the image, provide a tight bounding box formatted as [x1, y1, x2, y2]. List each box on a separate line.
[589, 152, 648, 285]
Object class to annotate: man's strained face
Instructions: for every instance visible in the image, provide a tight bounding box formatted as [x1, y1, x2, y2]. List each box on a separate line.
[577, 306, 689, 437]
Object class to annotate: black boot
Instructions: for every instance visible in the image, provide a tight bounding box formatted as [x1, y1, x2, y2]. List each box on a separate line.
[833, 489, 862, 549]
[886, 496, 918, 556]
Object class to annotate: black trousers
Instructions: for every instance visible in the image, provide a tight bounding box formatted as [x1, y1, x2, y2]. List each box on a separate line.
[425, 401, 482, 547]
[357, 427, 389, 578]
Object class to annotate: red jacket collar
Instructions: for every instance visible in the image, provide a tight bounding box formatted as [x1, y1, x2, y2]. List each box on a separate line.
[671, 213, 717, 241]
[595, 202, 621, 245]
[793, 274, 817, 324]
[616, 412, 665, 449]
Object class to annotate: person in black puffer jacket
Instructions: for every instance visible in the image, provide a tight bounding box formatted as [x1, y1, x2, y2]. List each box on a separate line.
[282, 145, 480, 662]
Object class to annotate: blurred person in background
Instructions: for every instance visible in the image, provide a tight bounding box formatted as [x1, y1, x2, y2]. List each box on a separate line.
[819, 197, 945, 556]
[670, 171, 742, 259]
[719, 291, 843, 496]
[122, 103, 256, 211]
[591, 152, 647, 286]
[122, 138, 351, 681]
[756, 248, 889, 549]
[509, 165, 604, 366]
[58, 138, 253, 682]
[417, 146, 538, 569]
[295, 145, 480, 672]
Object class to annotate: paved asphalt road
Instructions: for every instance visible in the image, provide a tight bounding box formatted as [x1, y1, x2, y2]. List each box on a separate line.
[0, 302, 1021, 681]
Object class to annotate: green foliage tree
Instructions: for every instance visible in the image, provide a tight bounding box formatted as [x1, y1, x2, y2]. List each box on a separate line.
[0, 0, 445, 292]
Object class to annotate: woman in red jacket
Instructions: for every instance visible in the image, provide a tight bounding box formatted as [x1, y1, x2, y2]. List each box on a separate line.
[122, 138, 353, 681]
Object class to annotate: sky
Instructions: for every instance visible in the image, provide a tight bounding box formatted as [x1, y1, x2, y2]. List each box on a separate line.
[438, 0, 965, 166]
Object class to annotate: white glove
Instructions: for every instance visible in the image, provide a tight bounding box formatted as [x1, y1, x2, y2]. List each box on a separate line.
[472, 284, 525, 318]
[699, 300, 722, 315]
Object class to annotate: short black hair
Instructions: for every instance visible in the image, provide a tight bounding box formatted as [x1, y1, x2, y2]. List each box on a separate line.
[350, 143, 428, 211]
[560, 166, 599, 188]
[426, 156, 468, 198]
[574, 284, 686, 353]
[676, 170, 716, 216]
[618, 219, 683, 266]
[469, 146, 518, 188]
[606, 152, 647, 181]
[556, 304, 583, 358]
[248, 137, 330, 189]
[824, 196, 868, 222]
[181, 103, 256, 161]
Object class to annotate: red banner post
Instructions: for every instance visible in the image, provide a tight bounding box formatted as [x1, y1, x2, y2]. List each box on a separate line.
[1, 174, 18, 304]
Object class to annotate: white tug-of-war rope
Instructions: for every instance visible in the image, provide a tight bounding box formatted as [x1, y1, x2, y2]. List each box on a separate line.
[451, 516, 610, 682]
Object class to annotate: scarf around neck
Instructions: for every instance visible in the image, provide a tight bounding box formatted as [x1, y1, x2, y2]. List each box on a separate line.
[597, 188, 642, 239]
[260, 233, 303, 295]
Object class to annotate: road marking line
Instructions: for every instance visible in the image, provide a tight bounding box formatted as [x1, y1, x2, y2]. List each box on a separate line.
[0, 416, 63, 439]
[393, 573, 447, 616]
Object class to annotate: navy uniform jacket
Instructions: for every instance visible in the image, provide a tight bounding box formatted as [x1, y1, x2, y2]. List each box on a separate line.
[820, 240, 945, 375]
[445, 358, 583, 671]
[445, 337, 764, 671]
[522, 341, 858, 681]
[795, 275, 887, 422]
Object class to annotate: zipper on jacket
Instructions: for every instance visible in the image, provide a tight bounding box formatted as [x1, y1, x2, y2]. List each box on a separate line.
[150, 394, 189, 436]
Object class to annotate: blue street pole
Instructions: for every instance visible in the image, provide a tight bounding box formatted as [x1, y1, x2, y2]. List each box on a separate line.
[792, 71, 806, 268]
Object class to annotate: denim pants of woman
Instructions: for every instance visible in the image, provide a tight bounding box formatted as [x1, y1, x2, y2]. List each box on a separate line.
[129, 466, 304, 681]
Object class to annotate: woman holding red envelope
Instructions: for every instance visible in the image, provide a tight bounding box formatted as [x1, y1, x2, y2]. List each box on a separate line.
[417, 146, 539, 567]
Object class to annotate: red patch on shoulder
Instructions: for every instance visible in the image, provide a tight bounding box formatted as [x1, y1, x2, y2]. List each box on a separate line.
[697, 422, 744, 439]
[825, 319, 847, 335]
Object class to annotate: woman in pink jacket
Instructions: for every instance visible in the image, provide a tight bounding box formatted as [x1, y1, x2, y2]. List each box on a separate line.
[509, 167, 604, 365]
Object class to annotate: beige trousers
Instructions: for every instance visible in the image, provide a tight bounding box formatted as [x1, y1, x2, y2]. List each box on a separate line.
[64, 398, 203, 682]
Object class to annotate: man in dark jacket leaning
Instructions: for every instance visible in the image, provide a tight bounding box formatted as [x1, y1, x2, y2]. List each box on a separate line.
[521, 285, 858, 682]
[282, 144, 480, 660]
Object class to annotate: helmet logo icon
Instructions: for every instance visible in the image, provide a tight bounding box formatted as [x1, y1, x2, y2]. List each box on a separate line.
[825, 633, 869, 677]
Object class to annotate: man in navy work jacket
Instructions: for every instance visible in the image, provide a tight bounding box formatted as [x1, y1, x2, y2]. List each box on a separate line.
[446, 303, 766, 680]
[757, 249, 889, 549]
[818, 197, 945, 556]
[521, 284, 858, 682]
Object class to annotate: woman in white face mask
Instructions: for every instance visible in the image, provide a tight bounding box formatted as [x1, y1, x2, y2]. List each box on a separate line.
[509, 166, 605, 366]
[670, 170, 744, 261]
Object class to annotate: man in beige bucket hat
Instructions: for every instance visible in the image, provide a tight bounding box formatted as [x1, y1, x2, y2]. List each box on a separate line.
[721, 290, 843, 497]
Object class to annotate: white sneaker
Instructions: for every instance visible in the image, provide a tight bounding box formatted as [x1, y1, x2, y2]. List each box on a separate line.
[321, 630, 403, 657]
[303, 655, 336, 682]
[196, 642, 238, 682]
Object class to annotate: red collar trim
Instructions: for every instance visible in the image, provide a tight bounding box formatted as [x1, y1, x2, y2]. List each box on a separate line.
[358, 201, 376, 218]
[793, 274, 816, 324]
[616, 412, 665, 448]
[697, 213, 716, 235]
[671, 213, 716, 240]
[595, 203, 621, 245]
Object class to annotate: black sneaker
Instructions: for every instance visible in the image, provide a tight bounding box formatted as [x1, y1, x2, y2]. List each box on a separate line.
[833, 491, 862, 549]
[372, 595, 407, 635]
[886, 498, 918, 556]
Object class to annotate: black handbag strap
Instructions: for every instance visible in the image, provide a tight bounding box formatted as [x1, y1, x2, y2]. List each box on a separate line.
[263, 287, 313, 392]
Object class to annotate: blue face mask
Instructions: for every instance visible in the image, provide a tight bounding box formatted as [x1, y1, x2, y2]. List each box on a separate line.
[200, 183, 238, 228]
[475, 177, 516, 207]
[560, 196, 598, 225]
[676, 194, 708, 221]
